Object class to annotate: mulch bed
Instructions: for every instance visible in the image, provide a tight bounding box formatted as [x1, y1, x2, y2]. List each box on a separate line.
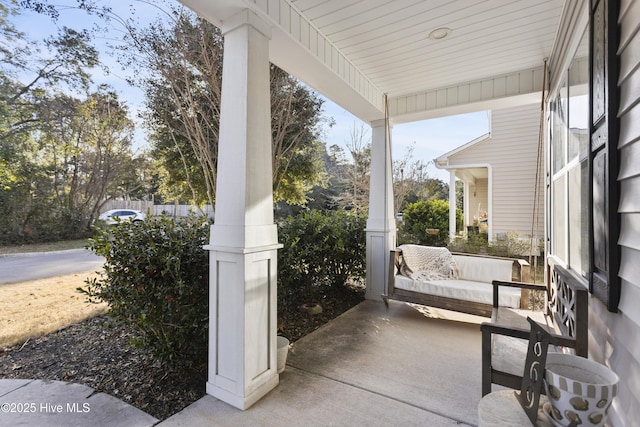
[0, 286, 364, 420]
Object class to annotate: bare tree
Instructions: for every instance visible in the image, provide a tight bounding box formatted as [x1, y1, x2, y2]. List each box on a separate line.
[114, 5, 326, 207]
[393, 142, 442, 214]
[341, 123, 370, 211]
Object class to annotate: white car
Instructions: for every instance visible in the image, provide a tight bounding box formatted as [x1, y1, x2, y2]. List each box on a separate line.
[98, 209, 146, 225]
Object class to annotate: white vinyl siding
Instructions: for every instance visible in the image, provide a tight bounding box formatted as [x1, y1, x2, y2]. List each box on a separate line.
[447, 103, 544, 239]
[545, 2, 640, 424]
[590, 1, 640, 424]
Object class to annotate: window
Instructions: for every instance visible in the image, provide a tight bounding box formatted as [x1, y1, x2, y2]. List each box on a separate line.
[549, 30, 589, 277]
[551, 0, 621, 312]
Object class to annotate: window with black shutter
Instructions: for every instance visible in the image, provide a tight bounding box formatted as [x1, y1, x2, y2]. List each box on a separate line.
[589, 0, 620, 312]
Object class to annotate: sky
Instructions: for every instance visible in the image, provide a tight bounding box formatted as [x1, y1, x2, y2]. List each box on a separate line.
[12, 1, 489, 182]
[321, 102, 489, 181]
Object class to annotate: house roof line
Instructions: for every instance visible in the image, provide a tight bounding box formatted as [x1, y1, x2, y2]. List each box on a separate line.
[434, 132, 492, 166]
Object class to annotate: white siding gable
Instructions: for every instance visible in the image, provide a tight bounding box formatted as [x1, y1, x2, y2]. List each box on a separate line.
[445, 103, 544, 240]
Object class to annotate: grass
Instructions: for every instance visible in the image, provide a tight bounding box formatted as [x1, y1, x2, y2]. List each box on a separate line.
[0, 238, 105, 349]
[0, 271, 108, 349]
[0, 239, 89, 255]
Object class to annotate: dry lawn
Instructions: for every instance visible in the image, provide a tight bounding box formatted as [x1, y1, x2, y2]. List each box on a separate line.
[0, 272, 108, 350]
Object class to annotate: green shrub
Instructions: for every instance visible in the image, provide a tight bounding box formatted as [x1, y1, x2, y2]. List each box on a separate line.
[278, 210, 367, 311]
[0, 199, 90, 245]
[448, 230, 536, 258]
[82, 210, 367, 367]
[447, 232, 490, 254]
[400, 199, 461, 246]
[487, 231, 533, 257]
[82, 214, 210, 369]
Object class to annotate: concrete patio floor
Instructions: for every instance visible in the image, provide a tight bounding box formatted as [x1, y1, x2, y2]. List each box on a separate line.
[160, 299, 486, 426]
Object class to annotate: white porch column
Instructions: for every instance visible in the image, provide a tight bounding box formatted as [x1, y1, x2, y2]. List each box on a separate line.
[449, 170, 457, 241]
[205, 10, 280, 410]
[463, 181, 470, 230]
[365, 119, 396, 300]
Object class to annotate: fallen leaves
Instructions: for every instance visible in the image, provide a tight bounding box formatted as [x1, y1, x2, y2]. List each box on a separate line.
[0, 281, 364, 420]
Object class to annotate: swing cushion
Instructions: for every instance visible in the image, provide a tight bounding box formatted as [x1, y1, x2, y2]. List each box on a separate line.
[395, 245, 521, 308]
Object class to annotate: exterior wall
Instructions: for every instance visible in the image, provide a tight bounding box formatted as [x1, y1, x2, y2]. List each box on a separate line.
[448, 103, 544, 239]
[467, 178, 488, 225]
[546, 1, 640, 424]
[589, 1, 640, 424]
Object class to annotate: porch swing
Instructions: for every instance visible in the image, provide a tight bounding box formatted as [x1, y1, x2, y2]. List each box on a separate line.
[383, 62, 548, 318]
[381, 95, 522, 318]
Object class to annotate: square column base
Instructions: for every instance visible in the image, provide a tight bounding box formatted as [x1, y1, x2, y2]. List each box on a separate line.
[206, 374, 279, 410]
[206, 245, 280, 410]
[365, 228, 396, 300]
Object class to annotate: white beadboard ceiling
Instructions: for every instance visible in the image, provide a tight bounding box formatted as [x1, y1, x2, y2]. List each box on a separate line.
[293, 0, 559, 96]
[180, 0, 565, 122]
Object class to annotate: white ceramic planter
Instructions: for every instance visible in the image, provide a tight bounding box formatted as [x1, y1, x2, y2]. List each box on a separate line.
[544, 353, 619, 427]
[277, 336, 290, 374]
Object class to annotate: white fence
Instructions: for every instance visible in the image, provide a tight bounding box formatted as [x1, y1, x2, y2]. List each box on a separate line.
[101, 200, 154, 212]
[101, 201, 214, 219]
[153, 204, 214, 218]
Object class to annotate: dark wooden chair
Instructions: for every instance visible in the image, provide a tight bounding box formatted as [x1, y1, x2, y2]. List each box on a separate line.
[478, 316, 580, 426]
[480, 259, 588, 396]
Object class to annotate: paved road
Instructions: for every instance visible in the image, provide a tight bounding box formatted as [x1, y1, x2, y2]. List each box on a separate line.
[0, 249, 104, 284]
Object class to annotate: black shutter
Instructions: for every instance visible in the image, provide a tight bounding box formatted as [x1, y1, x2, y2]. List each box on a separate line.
[589, 0, 620, 312]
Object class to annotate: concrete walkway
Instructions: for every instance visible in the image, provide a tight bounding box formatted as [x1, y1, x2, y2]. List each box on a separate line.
[0, 378, 157, 427]
[160, 300, 484, 426]
[0, 300, 486, 426]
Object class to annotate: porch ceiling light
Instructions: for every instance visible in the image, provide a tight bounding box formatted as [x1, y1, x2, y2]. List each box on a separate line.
[428, 27, 451, 40]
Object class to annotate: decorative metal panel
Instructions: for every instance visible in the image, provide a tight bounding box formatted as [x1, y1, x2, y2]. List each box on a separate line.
[550, 267, 579, 339]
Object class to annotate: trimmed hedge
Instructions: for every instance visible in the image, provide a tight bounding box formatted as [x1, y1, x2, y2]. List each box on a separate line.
[83, 214, 210, 368]
[400, 199, 462, 246]
[83, 210, 367, 367]
[277, 210, 367, 311]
